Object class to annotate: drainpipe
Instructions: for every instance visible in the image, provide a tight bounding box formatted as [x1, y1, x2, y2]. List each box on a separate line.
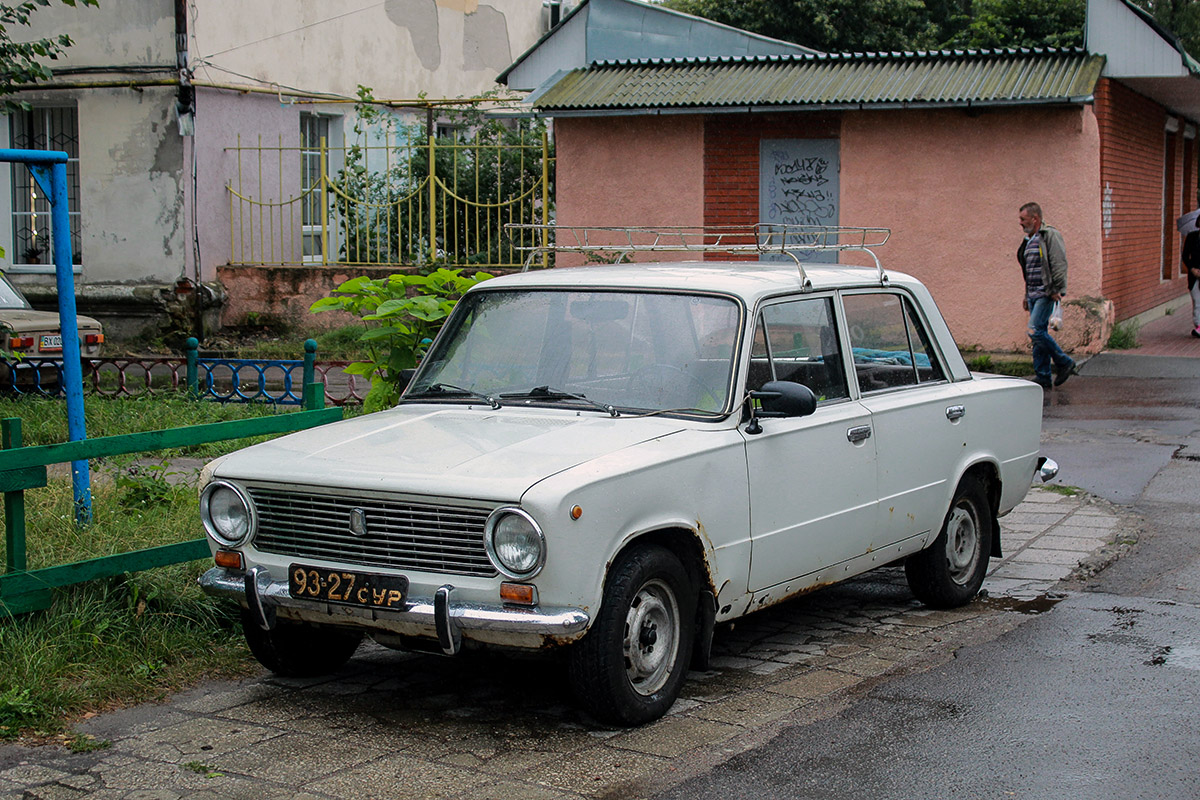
[175, 0, 203, 340]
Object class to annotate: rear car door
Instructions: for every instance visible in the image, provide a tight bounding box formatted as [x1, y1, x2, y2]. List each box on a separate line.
[842, 290, 962, 547]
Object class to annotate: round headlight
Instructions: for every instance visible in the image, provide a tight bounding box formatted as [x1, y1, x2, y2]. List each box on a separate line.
[200, 481, 255, 547]
[485, 508, 545, 579]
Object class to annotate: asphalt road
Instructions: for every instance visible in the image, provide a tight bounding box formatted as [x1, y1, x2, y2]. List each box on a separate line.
[654, 354, 1200, 800]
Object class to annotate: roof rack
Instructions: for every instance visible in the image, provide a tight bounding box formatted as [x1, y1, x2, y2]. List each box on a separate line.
[505, 224, 891, 289]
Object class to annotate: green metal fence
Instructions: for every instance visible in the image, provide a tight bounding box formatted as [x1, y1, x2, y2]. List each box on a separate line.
[0, 384, 342, 617]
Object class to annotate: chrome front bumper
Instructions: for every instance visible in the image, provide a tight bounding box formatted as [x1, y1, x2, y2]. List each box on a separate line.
[198, 566, 591, 655]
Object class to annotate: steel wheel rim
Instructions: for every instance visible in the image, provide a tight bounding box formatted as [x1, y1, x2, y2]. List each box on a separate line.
[622, 578, 680, 696]
[945, 504, 980, 585]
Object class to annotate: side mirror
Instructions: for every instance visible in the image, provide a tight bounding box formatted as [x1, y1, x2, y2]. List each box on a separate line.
[746, 380, 817, 434]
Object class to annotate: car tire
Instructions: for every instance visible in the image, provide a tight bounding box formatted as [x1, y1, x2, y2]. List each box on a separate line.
[568, 545, 696, 726]
[240, 611, 363, 677]
[905, 476, 992, 609]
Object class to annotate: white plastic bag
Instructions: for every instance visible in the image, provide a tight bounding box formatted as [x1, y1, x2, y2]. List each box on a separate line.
[1048, 301, 1063, 331]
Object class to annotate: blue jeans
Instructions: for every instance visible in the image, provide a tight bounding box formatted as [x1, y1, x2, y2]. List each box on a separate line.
[1028, 296, 1072, 381]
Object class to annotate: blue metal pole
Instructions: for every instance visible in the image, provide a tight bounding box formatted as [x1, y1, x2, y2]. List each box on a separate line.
[0, 149, 93, 524]
[49, 161, 92, 524]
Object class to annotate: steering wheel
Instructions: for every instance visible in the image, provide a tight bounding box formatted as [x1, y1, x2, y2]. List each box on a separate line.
[628, 364, 716, 410]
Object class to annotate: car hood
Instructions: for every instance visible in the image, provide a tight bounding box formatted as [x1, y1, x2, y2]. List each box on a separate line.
[211, 404, 689, 500]
[0, 309, 102, 334]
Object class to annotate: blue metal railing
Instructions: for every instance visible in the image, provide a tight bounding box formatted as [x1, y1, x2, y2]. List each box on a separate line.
[187, 337, 314, 405]
[1, 340, 369, 405]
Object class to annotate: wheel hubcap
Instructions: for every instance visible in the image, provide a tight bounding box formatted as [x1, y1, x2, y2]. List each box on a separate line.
[945, 505, 980, 585]
[622, 578, 680, 696]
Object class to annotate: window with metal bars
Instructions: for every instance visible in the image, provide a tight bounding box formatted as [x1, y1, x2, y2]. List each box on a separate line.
[9, 106, 81, 271]
[300, 112, 330, 262]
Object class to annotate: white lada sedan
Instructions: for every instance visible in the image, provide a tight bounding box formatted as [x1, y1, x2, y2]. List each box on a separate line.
[198, 258, 1052, 725]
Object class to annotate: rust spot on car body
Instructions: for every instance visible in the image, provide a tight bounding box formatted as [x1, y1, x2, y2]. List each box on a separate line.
[751, 581, 836, 614]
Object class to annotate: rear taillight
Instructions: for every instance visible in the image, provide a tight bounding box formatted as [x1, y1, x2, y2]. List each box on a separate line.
[8, 336, 34, 349]
[84, 333, 104, 345]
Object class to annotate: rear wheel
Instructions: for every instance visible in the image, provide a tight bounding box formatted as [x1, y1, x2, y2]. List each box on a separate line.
[905, 476, 992, 609]
[241, 611, 363, 677]
[569, 546, 695, 725]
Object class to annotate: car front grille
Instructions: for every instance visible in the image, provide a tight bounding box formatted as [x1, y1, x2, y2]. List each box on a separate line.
[248, 486, 498, 577]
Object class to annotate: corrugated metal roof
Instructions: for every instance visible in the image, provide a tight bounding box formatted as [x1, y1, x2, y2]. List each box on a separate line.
[530, 49, 1106, 111]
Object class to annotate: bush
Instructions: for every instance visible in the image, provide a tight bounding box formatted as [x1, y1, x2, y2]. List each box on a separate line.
[311, 268, 491, 410]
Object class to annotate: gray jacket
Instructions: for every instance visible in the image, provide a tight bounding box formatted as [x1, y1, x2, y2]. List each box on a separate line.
[1017, 223, 1068, 296]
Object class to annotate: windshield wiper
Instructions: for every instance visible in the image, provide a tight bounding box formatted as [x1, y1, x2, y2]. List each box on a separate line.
[499, 385, 619, 417]
[406, 383, 501, 409]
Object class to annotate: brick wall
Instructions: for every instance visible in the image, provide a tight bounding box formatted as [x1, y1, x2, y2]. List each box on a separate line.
[1096, 78, 1193, 318]
[702, 113, 840, 260]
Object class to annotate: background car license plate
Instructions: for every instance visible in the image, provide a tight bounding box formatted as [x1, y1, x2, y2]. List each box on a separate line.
[39, 334, 62, 352]
[288, 564, 408, 609]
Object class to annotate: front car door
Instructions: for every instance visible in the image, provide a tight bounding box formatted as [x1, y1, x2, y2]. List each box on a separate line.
[743, 294, 878, 593]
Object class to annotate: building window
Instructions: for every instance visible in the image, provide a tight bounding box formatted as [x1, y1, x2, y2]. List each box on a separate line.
[300, 113, 329, 262]
[9, 106, 81, 270]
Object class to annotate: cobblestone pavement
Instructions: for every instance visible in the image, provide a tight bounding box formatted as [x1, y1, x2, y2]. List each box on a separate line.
[0, 488, 1136, 800]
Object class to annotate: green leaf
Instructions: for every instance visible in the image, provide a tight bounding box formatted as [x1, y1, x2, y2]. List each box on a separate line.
[342, 362, 380, 377]
[370, 298, 416, 317]
[387, 348, 418, 372]
[359, 326, 401, 341]
[309, 297, 347, 312]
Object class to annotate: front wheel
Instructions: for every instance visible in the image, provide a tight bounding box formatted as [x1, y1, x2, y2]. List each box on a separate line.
[905, 476, 993, 609]
[241, 611, 363, 677]
[568, 546, 696, 726]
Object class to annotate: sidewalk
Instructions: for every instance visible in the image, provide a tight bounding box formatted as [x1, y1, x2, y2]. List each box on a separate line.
[0, 488, 1137, 800]
[1109, 308, 1200, 357]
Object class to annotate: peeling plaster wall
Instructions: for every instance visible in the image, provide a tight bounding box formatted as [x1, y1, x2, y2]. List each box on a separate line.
[191, 0, 540, 100]
[81, 88, 188, 283]
[10, 1, 173, 67]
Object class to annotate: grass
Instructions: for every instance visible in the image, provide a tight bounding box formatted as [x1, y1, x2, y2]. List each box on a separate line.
[963, 351, 1035, 377]
[1107, 320, 1141, 350]
[197, 324, 369, 362]
[0, 393, 310, 464]
[1042, 484, 1081, 496]
[0, 394, 338, 739]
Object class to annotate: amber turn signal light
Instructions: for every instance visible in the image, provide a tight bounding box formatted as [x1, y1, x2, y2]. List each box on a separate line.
[214, 550, 244, 570]
[500, 582, 538, 606]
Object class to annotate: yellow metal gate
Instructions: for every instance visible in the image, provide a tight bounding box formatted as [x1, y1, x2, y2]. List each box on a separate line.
[226, 128, 552, 269]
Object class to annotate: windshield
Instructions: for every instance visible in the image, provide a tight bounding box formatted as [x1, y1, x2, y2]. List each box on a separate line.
[0, 274, 31, 310]
[407, 289, 742, 416]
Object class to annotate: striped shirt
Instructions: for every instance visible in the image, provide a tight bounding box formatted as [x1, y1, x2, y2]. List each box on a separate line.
[1023, 232, 1046, 300]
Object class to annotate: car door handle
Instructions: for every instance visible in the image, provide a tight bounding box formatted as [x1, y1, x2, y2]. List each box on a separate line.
[847, 425, 872, 443]
[946, 405, 966, 421]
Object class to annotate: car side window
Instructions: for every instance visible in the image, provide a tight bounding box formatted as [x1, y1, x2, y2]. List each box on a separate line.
[748, 296, 848, 403]
[842, 292, 946, 392]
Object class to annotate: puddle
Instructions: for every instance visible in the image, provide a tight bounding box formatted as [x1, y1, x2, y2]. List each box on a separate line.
[1146, 644, 1200, 671]
[981, 594, 1066, 615]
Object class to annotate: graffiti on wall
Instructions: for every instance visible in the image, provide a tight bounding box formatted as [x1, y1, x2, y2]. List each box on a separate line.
[759, 139, 840, 263]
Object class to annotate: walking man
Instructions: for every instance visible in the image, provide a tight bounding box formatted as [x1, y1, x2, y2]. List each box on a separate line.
[1017, 202, 1075, 389]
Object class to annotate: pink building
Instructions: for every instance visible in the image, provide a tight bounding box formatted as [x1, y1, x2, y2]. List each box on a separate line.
[503, 0, 1200, 353]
